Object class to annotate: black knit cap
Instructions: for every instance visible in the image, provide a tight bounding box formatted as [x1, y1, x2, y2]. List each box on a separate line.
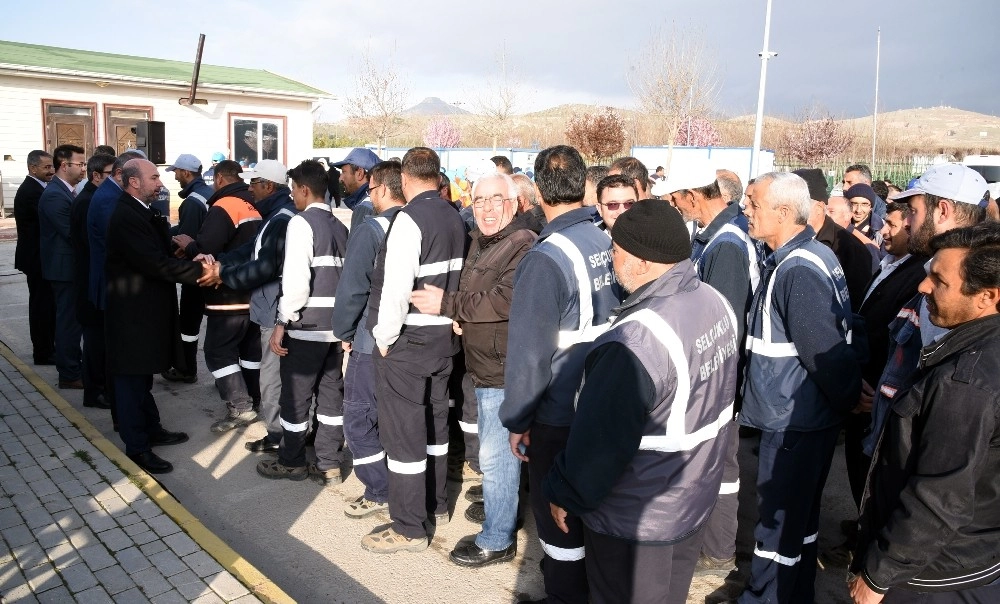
[611, 200, 691, 263]
[792, 168, 829, 202]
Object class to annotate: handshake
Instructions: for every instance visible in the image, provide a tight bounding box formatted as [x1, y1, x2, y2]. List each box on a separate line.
[171, 234, 222, 288]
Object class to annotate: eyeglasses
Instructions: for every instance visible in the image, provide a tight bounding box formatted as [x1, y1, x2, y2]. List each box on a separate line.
[849, 201, 872, 210]
[600, 200, 637, 211]
[68, 162, 87, 168]
[250, 178, 266, 185]
[472, 194, 512, 210]
[101, 169, 113, 175]
[369, 183, 384, 195]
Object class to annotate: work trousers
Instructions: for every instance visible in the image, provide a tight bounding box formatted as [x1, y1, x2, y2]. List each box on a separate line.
[113, 374, 161, 455]
[585, 525, 704, 604]
[448, 359, 480, 473]
[374, 347, 451, 540]
[277, 337, 344, 469]
[203, 314, 260, 412]
[528, 422, 589, 604]
[50, 280, 83, 382]
[177, 285, 203, 375]
[257, 326, 282, 444]
[845, 411, 872, 509]
[739, 425, 840, 604]
[343, 350, 388, 503]
[25, 270, 55, 363]
[701, 421, 741, 559]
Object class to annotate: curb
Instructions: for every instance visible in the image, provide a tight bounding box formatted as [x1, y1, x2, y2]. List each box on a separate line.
[0, 340, 294, 604]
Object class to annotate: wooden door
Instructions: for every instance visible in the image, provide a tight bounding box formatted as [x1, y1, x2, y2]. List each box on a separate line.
[45, 114, 94, 156]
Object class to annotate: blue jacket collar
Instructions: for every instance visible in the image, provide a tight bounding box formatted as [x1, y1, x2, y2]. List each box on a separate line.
[539, 206, 596, 238]
[766, 226, 816, 267]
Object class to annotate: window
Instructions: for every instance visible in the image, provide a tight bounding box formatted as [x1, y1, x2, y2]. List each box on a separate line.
[105, 105, 152, 155]
[42, 100, 97, 155]
[230, 114, 285, 166]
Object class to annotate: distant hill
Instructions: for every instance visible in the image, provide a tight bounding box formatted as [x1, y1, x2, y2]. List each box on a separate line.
[840, 106, 1000, 151]
[402, 97, 471, 116]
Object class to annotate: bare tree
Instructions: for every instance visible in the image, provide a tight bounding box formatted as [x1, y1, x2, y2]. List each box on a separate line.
[473, 46, 522, 152]
[628, 26, 719, 172]
[343, 47, 409, 155]
[780, 116, 854, 164]
[565, 107, 627, 164]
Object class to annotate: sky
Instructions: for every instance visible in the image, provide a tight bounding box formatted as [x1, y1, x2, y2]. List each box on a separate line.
[2, 0, 997, 122]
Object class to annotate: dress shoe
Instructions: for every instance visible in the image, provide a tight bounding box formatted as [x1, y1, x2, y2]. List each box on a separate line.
[245, 437, 280, 453]
[58, 379, 84, 389]
[83, 394, 111, 409]
[160, 367, 197, 384]
[450, 541, 516, 568]
[128, 451, 173, 474]
[149, 429, 189, 447]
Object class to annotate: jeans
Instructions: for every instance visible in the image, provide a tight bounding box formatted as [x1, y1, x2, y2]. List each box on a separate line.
[343, 350, 388, 503]
[474, 387, 521, 551]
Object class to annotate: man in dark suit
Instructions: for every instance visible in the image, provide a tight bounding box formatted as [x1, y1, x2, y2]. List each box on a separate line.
[106, 159, 205, 474]
[38, 145, 87, 389]
[70, 153, 116, 411]
[13, 150, 56, 365]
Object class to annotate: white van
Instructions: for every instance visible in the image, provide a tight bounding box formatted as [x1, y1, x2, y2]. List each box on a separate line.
[962, 155, 1000, 201]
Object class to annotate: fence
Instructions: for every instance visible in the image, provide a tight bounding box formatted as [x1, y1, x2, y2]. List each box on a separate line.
[774, 159, 920, 190]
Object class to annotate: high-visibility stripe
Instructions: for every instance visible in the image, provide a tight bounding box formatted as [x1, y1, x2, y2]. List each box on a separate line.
[879, 384, 897, 398]
[373, 216, 390, 232]
[305, 296, 336, 307]
[353, 451, 385, 466]
[546, 233, 610, 349]
[254, 208, 296, 260]
[205, 303, 250, 311]
[404, 313, 453, 326]
[211, 364, 241, 379]
[416, 258, 463, 277]
[238, 359, 261, 369]
[316, 414, 344, 426]
[237, 216, 262, 226]
[908, 560, 1000, 586]
[705, 223, 761, 292]
[280, 418, 309, 432]
[426, 443, 449, 456]
[181, 333, 199, 343]
[387, 458, 426, 474]
[754, 545, 800, 566]
[803, 532, 818, 544]
[539, 539, 585, 561]
[718, 480, 740, 495]
[312, 255, 344, 267]
[746, 337, 799, 357]
[448, 398, 456, 408]
[188, 192, 208, 209]
[458, 420, 477, 434]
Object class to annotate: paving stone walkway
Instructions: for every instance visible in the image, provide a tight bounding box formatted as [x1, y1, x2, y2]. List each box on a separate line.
[0, 352, 263, 603]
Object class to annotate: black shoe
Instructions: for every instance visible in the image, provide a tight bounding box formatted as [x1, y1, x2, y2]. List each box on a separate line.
[83, 394, 111, 409]
[160, 368, 197, 384]
[450, 541, 516, 568]
[465, 501, 485, 524]
[34, 356, 56, 366]
[465, 484, 483, 503]
[149, 430, 189, 447]
[245, 437, 280, 453]
[58, 379, 84, 389]
[128, 451, 173, 474]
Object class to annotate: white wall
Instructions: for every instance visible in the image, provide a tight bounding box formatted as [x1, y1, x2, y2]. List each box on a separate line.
[630, 146, 776, 190]
[0, 74, 317, 203]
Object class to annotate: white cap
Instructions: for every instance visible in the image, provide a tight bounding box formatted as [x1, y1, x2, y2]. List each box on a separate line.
[165, 153, 202, 172]
[661, 163, 718, 194]
[466, 159, 499, 183]
[890, 163, 988, 206]
[239, 159, 288, 184]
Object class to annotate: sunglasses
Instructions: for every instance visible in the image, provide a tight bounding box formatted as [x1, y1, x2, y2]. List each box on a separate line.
[600, 200, 637, 211]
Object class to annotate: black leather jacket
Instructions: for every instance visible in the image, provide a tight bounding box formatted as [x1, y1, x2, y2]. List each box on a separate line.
[853, 313, 1000, 594]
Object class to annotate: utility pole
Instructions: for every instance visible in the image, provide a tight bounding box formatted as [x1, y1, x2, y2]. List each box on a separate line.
[750, 0, 776, 178]
[872, 27, 881, 166]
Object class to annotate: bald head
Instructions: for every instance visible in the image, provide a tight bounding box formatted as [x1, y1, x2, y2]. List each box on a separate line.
[826, 195, 852, 228]
[122, 159, 162, 205]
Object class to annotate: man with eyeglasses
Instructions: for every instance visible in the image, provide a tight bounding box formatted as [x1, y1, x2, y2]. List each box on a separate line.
[15, 150, 56, 366]
[69, 152, 116, 410]
[172, 160, 262, 433]
[594, 174, 638, 231]
[664, 163, 761, 577]
[159, 154, 213, 384]
[38, 144, 88, 390]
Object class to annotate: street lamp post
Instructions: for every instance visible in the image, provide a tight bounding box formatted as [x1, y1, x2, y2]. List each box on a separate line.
[750, 0, 776, 178]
